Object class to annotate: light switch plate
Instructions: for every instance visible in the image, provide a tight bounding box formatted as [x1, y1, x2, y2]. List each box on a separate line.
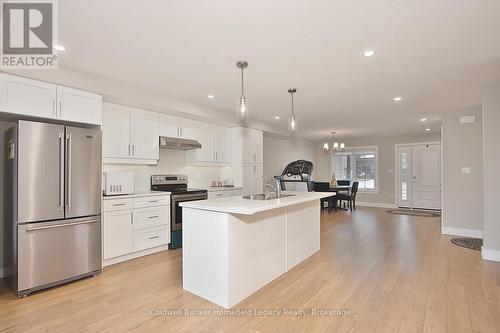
[461, 167, 471, 175]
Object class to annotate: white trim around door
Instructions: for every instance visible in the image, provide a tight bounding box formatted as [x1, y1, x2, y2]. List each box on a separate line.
[395, 142, 442, 210]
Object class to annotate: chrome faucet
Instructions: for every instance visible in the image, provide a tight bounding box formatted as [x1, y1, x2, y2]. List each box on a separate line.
[264, 178, 282, 198]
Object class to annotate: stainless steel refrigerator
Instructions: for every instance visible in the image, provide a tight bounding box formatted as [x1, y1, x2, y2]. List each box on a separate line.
[4, 120, 102, 296]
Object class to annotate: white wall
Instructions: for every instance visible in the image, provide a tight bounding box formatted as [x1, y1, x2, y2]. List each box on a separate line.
[482, 81, 500, 261]
[263, 134, 316, 182]
[314, 133, 441, 206]
[104, 150, 231, 192]
[441, 107, 483, 237]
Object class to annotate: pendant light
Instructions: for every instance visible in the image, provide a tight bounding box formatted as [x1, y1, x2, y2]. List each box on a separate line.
[236, 60, 248, 118]
[323, 131, 345, 152]
[288, 88, 297, 132]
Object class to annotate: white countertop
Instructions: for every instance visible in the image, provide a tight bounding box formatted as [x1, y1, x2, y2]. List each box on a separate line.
[180, 191, 333, 215]
[103, 191, 170, 200]
[206, 186, 243, 192]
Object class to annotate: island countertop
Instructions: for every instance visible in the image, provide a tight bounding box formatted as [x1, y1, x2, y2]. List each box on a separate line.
[179, 191, 333, 215]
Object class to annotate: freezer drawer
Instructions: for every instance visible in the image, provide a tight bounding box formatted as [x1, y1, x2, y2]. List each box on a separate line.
[17, 217, 101, 293]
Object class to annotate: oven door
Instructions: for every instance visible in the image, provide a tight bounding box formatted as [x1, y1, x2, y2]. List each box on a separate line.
[171, 193, 208, 232]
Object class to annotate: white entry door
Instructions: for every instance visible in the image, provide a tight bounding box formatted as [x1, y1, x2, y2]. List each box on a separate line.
[397, 144, 441, 210]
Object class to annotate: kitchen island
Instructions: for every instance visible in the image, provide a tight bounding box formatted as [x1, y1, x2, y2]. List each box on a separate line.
[180, 191, 333, 309]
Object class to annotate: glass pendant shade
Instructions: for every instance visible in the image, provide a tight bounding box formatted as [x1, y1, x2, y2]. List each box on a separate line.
[238, 96, 247, 118]
[333, 142, 339, 149]
[340, 142, 345, 149]
[289, 114, 297, 132]
[323, 143, 329, 151]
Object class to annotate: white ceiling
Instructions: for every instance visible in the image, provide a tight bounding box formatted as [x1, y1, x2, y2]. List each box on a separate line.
[58, 0, 500, 140]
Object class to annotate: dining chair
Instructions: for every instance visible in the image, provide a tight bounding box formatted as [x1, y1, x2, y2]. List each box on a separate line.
[336, 181, 359, 211]
[336, 180, 351, 186]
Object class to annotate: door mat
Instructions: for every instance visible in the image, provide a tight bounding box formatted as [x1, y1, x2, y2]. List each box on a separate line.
[451, 238, 482, 251]
[386, 209, 441, 217]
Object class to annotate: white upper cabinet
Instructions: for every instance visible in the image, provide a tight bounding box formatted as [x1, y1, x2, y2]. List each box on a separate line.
[102, 102, 130, 159]
[159, 114, 180, 138]
[56, 86, 102, 125]
[186, 123, 231, 164]
[0, 73, 56, 119]
[236, 127, 263, 164]
[159, 115, 197, 140]
[0, 73, 102, 125]
[191, 123, 214, 162]
[213, 125, 231, 163]
[102, 103, 159, 164]
[250, 130, 263, 163]
[130, 108, 159, 160]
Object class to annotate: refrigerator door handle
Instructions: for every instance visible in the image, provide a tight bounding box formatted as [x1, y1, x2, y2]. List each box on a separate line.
[26, 219, 99, 232]
[66, 132, 72, 211]
[59, 132, 64, 211]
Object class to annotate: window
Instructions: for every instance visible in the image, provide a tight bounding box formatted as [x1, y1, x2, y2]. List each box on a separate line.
[331, 146, 378, 191]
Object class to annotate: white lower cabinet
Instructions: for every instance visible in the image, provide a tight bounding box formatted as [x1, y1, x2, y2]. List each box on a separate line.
[208, 189, 243, 199]
[103, 210, 134, 260]
[103, 194, 170, 265]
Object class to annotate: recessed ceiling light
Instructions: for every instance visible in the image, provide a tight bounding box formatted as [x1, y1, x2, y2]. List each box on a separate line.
[420, 118, 427, 122]
[393, 96, 402, 102]
[207, 94, 214, 99]
[54, 44, 66, 51]
[363, 49, 376, 57]
[425, 128, 431, 132]
[274, 116, 280, 120]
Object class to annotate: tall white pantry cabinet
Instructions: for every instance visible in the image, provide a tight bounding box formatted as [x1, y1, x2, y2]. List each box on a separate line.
[232, 127, 264, 196]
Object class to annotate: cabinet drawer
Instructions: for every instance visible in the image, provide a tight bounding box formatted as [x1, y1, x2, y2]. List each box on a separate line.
[132, 207, 169, 230]
[134, 226, 169, 251]
[209, 190, 243, 199]
[103, 198, 133, 212]
[133, 195, 170, 209]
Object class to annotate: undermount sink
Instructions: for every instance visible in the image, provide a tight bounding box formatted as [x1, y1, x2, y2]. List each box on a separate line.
[242, 193, 295, 200]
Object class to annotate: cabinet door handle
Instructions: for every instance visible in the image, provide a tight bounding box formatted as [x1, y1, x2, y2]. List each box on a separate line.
[53, 100, 56, 117]
[149, 235, 159, 240]
[132, 145, 135, 156]
[59, 101, 62, 117]
[128, 144, 131, 156]
[113, 203, 126, 207]
[148, 215, 159, 219]
[148, 200, 159, 203]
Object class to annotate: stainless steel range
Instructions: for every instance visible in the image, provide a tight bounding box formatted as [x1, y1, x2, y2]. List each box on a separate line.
[151, 175, 207, 249]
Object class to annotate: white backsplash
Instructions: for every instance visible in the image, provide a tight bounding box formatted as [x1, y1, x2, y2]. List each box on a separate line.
[103, 149, 233, 192]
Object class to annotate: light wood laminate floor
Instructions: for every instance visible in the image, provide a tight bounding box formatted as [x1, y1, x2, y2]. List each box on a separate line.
[1, 207, 499, 333]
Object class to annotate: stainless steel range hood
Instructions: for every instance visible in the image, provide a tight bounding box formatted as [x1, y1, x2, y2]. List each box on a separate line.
[159, 136, 202, 150]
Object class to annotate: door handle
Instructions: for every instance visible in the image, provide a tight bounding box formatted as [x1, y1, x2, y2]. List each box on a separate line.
[26, 219, 99, 232]
[66, 132, 72, 211]
[59, 132, 64, 211]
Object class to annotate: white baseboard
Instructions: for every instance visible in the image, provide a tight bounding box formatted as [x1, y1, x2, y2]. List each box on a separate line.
[442, 227, 483, 239]
[482, 247, 500, 262]
[356, 201, 397, 209]
[103, 245, 169, 267]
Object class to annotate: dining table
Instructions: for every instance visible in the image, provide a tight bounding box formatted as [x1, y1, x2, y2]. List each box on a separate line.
[328, 185, 352, 211]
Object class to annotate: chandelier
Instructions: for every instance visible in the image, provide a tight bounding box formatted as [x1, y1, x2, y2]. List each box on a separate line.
[323, 131, 345, 152]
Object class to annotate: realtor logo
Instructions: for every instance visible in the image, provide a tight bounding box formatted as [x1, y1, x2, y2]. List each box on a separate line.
[1, 0, 58, 69]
